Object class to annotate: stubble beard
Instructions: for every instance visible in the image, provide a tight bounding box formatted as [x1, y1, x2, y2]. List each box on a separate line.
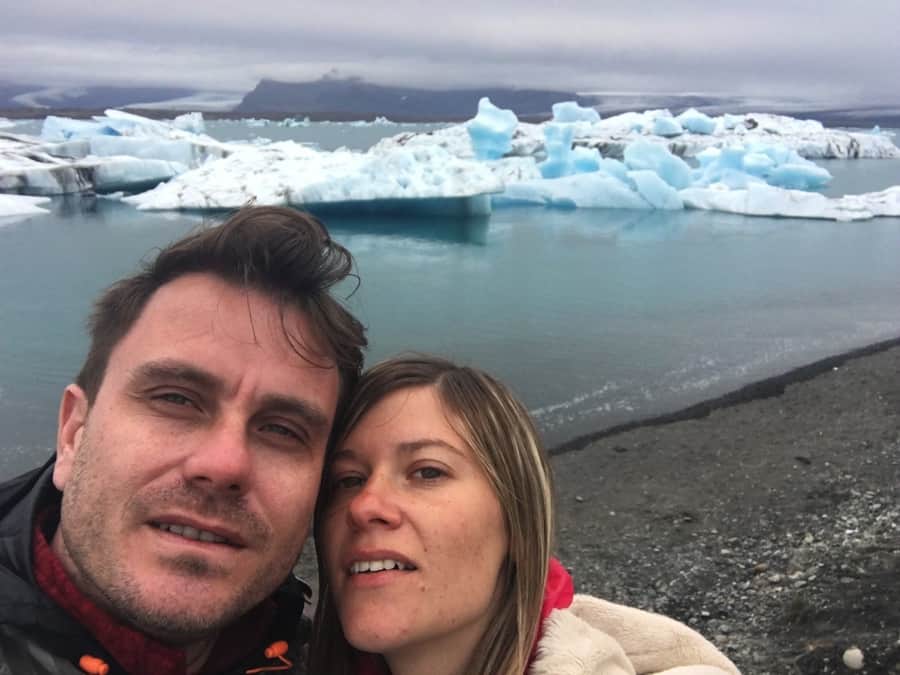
[56, 431, 301, 646]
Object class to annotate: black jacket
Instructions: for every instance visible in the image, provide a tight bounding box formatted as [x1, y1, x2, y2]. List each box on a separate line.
[0, 459, 310, 674]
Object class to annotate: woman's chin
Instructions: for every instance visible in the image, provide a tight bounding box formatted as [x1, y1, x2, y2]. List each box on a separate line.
[345, 625, 405, 655]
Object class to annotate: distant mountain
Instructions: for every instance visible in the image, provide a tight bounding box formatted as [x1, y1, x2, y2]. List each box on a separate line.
[0, 84, 199, 110]
[235, 77, 591, 120]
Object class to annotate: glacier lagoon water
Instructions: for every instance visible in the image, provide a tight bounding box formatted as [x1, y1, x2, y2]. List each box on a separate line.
[1, 121, 899, 478]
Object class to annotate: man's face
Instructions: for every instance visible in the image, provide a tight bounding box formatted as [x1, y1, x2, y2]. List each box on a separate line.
[52, 272, 340, 644]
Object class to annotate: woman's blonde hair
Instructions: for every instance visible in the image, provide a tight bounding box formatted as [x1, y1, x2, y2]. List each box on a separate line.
[311, 354, 555, 675]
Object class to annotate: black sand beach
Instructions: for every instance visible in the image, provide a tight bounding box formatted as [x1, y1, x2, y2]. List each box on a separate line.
[552, 340, 900, 674]
[299, 340, 899, 673]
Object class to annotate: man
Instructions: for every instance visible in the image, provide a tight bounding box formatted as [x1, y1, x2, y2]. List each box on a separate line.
[0, 206, 367, 674]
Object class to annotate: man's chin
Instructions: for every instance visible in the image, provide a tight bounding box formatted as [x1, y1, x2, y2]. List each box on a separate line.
[118, 594, 245, 646]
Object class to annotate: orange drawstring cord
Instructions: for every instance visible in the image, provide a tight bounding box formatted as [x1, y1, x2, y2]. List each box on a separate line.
[79, 655, 110, 675]
[245, 640, 293, 673]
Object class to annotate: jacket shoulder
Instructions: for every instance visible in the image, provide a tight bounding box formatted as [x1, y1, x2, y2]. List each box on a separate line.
[0, 624, 86, 675]
[529, 594, 741, 675]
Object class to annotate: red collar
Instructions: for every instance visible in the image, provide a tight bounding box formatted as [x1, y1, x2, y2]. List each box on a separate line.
[32, 511, 275, 675]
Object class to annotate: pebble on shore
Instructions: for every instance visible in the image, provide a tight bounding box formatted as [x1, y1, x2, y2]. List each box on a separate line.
[842, 647, 864, 670]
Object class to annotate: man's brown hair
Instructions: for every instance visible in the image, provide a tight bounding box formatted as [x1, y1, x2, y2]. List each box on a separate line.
[76, 206, 367, 402]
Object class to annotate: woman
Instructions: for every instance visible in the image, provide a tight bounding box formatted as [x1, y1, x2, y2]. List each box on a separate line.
[311, 355, 740, 675]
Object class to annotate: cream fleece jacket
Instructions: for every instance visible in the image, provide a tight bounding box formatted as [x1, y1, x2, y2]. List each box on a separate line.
[529, 594, 741, 675]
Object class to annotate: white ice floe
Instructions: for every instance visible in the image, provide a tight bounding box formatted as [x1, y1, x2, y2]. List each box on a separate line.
[124, 142, 502, 216]
[680, 183, 900, 221]
[0, 194, 51, 218]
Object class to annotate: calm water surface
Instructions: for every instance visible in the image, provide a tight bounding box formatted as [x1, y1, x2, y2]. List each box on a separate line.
[1, 122, 899, 478]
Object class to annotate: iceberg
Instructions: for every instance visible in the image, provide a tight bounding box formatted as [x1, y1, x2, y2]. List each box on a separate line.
[1, 134, 186, 195]
[552, 101, 601, 124]
[382, 109, 899, 161]
[623, 140, 693, 190]
[692, 143, 832, 191]
[1, 111, 235, 195]
[124, 142, 503, 216]
[466, 98, 519, 160]
[628, 170, 683, 210]
[537, 124, 604, 179]
[675, 108, 716, 135]
[652, 114, 684, 137]
[496, 173, 653, 210]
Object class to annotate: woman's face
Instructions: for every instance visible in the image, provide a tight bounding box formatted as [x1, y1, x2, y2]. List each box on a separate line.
[321, 385, 508, 662]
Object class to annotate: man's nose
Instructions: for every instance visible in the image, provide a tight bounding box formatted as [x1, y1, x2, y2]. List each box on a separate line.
[181, 418, 252, 494]
[347, 474, 402, 529]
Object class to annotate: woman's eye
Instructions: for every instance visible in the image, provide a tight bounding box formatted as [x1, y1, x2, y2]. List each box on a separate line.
[412, 466, 445, 480]
[333, 474, 365, 490]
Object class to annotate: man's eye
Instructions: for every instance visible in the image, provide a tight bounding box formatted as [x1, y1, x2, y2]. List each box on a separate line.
[156, 392, 193, 406]
[259, 423, 304, 442]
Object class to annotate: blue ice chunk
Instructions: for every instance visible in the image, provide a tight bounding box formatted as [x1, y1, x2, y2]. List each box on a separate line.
[552, 101, 601, 123]
[572, 146, 601, 173]
[675, 108, 716, 134]
[597, 157, 629, 182]
[467, 97, 518, 160]
[652, 116, 684, 137]
[742, 152, 776, 176]
[767, 163, 832, 190]
[627, 170, 683, 209]
[721, 114, 744, 130]
[623, 139, 692, 190]
[695, 147, 721, 168]
[538, 123, 576, 178]
[690, 141, 832, 191]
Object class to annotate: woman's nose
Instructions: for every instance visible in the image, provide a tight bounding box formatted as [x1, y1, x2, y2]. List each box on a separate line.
[347, 475, 403, 529]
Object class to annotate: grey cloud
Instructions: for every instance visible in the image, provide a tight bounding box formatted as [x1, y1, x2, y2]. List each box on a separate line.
[3, 1, 899, 103]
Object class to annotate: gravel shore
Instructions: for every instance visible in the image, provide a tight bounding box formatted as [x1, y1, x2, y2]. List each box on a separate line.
[553, 340, 900, 674]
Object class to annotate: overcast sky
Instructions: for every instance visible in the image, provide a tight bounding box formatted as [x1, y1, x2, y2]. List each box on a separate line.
[3, 1, 899, 104]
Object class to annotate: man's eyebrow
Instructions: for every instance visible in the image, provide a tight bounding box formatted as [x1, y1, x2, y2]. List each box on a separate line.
[130, 360, 331, 432]
[129, 360, 224, 393]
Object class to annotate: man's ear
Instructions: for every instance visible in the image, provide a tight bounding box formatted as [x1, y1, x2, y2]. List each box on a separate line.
[54, 384, 89, 491]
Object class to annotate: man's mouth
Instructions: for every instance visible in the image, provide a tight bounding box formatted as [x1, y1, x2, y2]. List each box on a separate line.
[152, 522, 238, 547]
[349, 559, 417, 575]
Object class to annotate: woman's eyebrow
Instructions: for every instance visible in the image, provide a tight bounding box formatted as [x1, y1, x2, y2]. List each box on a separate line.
[397, 439, 466, 458]
[333, 439, 466, 463]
